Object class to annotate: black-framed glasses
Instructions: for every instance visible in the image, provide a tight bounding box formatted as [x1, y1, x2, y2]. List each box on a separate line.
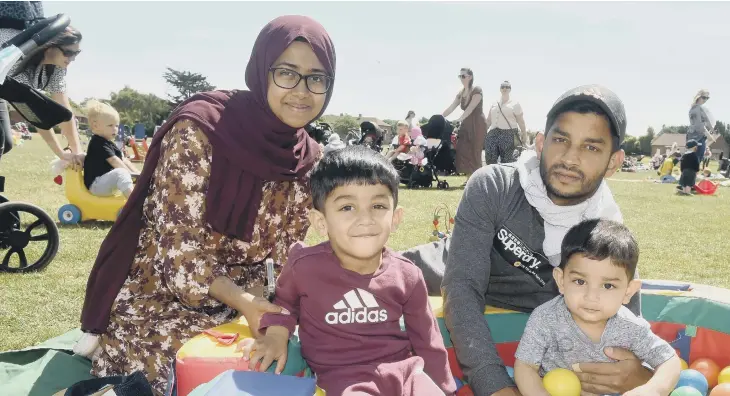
[459, 74, 468, 79]
[501, 86, 511, 90]
[269, 67, 332, 94]
[56, 46, 81, 58]
[701, 96, 710, 100]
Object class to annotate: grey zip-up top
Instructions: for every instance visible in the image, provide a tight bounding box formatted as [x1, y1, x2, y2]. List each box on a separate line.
[441, 164, 640, 396]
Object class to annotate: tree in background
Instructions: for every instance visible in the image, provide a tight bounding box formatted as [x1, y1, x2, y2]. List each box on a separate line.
[331, 114, 359, 139]
[163, 67, 215, 107]
[103, 86, 171, 136]
[638, 126, 655, 155]
[623, 135, 640, 155]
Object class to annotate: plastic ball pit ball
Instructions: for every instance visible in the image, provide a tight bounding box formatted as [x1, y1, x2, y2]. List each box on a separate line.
[542, 368, 580, 396]
[691, 358, 721, 388]
[680, 358, 689, 370]
[719, 366, 730, 384]
[671, 386, 704, 396]
[710, 383, 730, 396]
[676, 369, 709, 396]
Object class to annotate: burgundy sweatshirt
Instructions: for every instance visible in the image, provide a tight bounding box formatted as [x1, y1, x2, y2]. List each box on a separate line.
[259, 242, 456, 394]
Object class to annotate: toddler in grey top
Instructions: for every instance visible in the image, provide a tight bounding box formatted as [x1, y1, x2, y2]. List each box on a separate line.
[514, 219, 681, 396]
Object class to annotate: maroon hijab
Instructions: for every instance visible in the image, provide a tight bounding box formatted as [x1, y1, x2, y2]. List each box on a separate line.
[80, 15, 336, 333]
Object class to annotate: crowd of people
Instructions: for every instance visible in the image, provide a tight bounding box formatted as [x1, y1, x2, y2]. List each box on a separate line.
[1, 3, 718, 396]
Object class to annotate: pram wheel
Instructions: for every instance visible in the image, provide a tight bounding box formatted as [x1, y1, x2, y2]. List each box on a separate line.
[0, 201, 59, 273]
[437, 181, 449, 190]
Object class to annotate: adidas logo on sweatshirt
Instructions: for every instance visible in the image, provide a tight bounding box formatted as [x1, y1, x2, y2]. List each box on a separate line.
[325, 288, 388, 325]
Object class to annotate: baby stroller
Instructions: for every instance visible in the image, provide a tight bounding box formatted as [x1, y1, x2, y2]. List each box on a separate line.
[350, 121, 383, 152]
[304, 120, 333, 145]
[0, 14, 73, 272]
[421, 115, 457, 176]
[392, 136, 450, 190]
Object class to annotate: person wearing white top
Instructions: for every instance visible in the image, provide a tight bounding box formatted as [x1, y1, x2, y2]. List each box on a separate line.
[484, 81, 528, 165]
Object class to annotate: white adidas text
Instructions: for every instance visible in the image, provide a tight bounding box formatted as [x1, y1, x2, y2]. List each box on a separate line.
[325, 288, 388, 325]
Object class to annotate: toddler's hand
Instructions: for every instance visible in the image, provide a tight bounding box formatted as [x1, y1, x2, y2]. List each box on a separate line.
[238, 326, 289, 374]
[621, 384, 661, 396]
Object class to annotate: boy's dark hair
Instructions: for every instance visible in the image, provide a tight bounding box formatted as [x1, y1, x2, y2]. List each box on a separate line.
[559, 219, 639, 279]
[547, 101, 620, 152]
[310, 145, 399, 211]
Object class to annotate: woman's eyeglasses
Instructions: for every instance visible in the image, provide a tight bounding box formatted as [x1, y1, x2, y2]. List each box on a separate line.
[56, 46, 81, 58]
[459, 74, 469, 79]
[701, 96, 710, 100]
[501, 86, 511, 90]
[269, 67, 332, 94]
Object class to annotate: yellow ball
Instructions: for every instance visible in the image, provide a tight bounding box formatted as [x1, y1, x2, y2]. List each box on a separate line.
[680, 358, 689, 370]
[719, 366, 730, 384]
[543, 368, 581, 396]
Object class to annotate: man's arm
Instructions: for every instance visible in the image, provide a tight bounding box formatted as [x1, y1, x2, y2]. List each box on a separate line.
[442, 166, 513, 396]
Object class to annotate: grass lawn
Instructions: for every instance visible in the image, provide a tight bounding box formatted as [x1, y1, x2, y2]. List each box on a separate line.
[1, 138, 728, 352]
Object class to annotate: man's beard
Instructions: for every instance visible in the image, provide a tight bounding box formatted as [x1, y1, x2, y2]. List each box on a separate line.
[539, 157, 607, 205]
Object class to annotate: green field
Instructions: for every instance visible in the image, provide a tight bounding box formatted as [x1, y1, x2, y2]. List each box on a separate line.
[1, 138, 728, 352]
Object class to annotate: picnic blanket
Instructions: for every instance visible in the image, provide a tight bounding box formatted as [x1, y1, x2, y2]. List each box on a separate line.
[0, 329, 94, 396]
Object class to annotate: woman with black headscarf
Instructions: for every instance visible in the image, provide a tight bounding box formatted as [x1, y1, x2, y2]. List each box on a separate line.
[73, 15, 336, 393]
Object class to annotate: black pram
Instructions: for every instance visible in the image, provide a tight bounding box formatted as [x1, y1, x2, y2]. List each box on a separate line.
[392, 115, 455, 189]
[353, 121, 383, 152]
[420, 115, 456, 175]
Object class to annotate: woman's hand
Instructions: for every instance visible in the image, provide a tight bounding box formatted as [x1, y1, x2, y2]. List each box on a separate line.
[240, 295, 290, 338]
[208, 277, 289, 338]
[61, 151, 85, 171]
[238, 325, 290, 374]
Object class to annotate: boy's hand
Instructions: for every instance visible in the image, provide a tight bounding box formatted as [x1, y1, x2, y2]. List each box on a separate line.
[239, 326, 289, 374]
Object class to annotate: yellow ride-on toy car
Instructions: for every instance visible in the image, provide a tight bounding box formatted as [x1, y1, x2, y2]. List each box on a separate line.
[56, 169, 128, 224]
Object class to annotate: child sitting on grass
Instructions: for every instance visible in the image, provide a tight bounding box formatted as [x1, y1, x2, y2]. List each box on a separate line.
[514, 219, 681, 396]
[244, 145, 456, 396]
[83, 100, 138, 198]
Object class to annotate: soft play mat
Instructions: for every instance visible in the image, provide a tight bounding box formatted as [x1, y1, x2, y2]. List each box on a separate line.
[171, 280, 730, 396]
[432, 280, 730, 395]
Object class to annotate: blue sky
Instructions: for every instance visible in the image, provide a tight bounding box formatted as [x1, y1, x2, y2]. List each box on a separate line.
[44, 1, 730, 137]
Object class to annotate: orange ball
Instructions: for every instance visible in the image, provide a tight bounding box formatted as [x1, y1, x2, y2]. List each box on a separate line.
[690, 358, 721, 389]
[710, 383, 730, 396]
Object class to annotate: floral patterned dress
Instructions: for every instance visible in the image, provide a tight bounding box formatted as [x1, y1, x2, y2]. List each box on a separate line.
[91, 120, 313, 394]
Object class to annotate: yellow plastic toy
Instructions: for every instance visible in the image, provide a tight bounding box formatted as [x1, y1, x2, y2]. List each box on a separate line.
[720, 366, 730, 384]
[543, 368, 581, 396]
[57, 168, 128, 224]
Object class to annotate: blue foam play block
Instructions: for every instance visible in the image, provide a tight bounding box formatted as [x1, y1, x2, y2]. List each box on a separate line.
[198, 369, 316, 396]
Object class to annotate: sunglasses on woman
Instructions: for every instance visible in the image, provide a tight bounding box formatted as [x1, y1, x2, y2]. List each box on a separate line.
[56, 46, 81, 58]
[701, 96, 710, 100]
[501, 86, 511, 90]
[459, 74, 469, 79]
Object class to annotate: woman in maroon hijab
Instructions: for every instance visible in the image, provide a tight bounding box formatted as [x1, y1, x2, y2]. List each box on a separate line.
[73, 15, 336, 393]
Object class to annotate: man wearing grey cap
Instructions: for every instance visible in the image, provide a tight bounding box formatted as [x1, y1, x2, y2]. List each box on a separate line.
[401, 85, 652, 396]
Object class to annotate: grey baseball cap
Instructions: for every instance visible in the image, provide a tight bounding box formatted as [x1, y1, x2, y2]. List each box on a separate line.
[545, 84, 627, 146]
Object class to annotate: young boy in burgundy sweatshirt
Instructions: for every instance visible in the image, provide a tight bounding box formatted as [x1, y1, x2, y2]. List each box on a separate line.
[247, 145, 456, 395]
